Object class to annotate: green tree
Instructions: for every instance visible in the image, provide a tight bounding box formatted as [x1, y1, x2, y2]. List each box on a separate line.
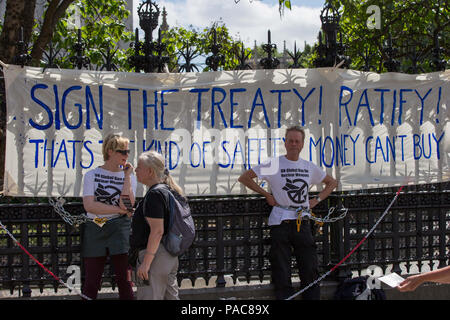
[50, 0, 133, 70]
[162, 21, 252, 72]
[278, 0, 449, 72]
[0, 0, 133, 67]
[338, 0, 449, 73]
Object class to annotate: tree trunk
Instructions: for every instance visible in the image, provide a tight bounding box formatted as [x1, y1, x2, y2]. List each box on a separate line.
[30, 0, 75, 66]
[0, 0, 36, 63]
[0, 0, 36, 189]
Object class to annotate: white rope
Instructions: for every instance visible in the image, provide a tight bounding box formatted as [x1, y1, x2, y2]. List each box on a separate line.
[286, 186, 404, 300]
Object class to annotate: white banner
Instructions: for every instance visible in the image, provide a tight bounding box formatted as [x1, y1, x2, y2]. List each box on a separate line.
[2, 64, 449, 197]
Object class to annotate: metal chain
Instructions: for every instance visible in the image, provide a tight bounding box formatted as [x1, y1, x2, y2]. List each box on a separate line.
[51, 197, 348, 226]
[283, 205, 348, 223]
[305, 205, 348, 223]
[48, 197, 89, 226]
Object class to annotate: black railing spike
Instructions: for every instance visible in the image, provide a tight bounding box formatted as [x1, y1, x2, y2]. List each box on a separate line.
[286, 41, 303, 69]
[179, 40, 200, 72]
[100, 47, 119, 71]
[235, 41, 252, 70]
[14, 27, 31, 67]
[42, 40, 62, 71]
[129, 2, 169, 74]
[260, 29, 279, 69]
[431, 33, 447, 72]
[205, 28, 225, 71]
[69, 28, 90, 70]
[383, 32, 400, 72]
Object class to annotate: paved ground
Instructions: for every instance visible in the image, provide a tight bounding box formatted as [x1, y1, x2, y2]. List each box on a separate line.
[2, 275, 449, 300]
[0, 275, 276, 300]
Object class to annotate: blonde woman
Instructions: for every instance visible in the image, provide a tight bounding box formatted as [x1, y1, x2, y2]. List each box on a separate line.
[81, 133, 137, 300]
[129, 151, 186, 300]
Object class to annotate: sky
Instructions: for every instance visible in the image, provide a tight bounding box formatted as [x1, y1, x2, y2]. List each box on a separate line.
[132, 0, 327, 52]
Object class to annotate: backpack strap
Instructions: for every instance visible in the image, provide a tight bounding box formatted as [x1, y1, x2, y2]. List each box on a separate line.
[143, 184, 174, 231]
[166, 190, 175, 230]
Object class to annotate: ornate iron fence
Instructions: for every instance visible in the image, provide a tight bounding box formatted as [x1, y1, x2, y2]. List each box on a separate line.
[1, 183, 449, 297]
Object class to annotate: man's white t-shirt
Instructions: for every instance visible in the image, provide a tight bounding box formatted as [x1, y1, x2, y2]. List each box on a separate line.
[83, 167, 138, 220]
[252, 156, 326, 226]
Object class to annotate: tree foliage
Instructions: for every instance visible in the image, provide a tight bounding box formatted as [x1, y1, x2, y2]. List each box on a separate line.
[278, 0, 449, 72]
[162, 21, 251, 72]
[338, 0, 449, 73]
[0, 0, 133, 68]
[50, 0, 133, 70]
[0, 1, 253, 72]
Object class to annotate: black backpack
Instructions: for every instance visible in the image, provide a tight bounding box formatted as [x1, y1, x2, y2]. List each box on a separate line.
[334, 276, 386, 300]
[152, 185, 195, 256]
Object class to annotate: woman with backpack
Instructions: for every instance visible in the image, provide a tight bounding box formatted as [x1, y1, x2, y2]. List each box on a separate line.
[129, 150, 187, 300]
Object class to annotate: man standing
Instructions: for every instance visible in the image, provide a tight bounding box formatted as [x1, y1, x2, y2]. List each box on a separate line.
[238, 126, 338, 300]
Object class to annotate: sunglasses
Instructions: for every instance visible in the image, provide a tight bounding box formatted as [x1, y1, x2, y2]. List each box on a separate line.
[115, 149, 130, 155]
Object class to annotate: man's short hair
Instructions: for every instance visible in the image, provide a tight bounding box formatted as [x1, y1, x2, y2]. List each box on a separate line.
[285, 125, 305, 142]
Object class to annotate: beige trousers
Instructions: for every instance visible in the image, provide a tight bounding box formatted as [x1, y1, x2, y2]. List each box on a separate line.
[134, 244, 179, 300]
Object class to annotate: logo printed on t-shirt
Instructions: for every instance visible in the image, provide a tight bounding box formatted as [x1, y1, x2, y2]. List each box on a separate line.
[95, 183, 121, 206]
[282, 178, 308, 204]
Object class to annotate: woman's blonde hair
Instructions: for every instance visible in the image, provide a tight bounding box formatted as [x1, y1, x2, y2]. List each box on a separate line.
[102, 133, 129, 161]
[138, 151, 184, 196]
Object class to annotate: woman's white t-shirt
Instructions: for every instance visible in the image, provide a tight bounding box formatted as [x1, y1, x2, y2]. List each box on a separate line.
[83, 167, 137, 220]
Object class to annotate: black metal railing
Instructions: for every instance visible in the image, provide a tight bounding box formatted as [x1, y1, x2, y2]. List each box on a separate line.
[1, 183, 449, 297]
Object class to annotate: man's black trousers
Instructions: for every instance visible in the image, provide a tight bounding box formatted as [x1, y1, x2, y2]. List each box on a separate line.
[269, 219, 320, 300]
